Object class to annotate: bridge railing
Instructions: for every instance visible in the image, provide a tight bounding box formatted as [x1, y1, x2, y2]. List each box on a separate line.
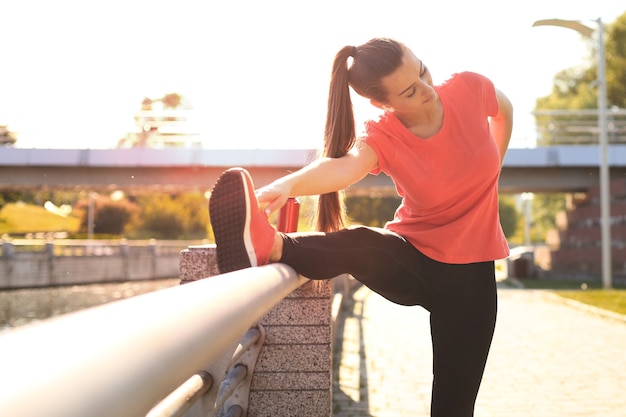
[533, 108, 626, 145]
[0, 257, 334, 417]
[1, 238, 203, 257]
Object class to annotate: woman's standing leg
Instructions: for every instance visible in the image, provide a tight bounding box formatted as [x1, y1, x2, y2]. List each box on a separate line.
[283, 228, 497, 416]
[428, 261, 498, 417]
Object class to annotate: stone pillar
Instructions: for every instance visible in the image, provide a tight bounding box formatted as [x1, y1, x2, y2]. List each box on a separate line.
[178, 245, 219, 284]
[45, 240, 55, 286]
[2, 240, 15, 259]
[1, 240, 15, 288]
[120, 238, 130, 280]
[179, 245, 332, 417]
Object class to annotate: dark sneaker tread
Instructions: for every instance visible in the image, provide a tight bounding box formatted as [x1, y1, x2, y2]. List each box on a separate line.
[209, 171, 251, 273]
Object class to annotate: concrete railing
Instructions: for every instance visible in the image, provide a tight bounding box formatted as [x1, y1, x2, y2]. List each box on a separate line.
[0, 254, 333, 417]
[179, 245, 333, 416]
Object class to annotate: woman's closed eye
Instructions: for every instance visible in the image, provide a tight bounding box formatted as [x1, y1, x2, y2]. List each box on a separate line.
[407, 65, 428, 98]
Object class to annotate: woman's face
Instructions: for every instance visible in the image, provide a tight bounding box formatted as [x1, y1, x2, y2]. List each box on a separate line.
[374, 48, 438, 114]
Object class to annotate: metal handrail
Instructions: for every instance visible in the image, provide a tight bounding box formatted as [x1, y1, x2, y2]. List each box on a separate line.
[532, 108, 626, 145]
[0, 263, 308, 417]
[146, 371, 214, 417]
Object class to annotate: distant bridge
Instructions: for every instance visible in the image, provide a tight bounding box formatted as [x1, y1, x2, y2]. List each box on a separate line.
[2, 146, 626, 194]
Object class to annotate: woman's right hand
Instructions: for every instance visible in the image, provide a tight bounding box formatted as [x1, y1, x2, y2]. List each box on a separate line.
[256, 181, 292, 216]
[256, 141, 378, 215]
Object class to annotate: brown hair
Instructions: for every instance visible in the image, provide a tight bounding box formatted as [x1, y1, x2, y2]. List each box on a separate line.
[316, 38, 405, 232]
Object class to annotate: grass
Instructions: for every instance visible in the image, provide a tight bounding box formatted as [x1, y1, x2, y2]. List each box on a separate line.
[0, 202, 81, 235]
[514, 277, 626, 316]
[555, 290, 626, 316]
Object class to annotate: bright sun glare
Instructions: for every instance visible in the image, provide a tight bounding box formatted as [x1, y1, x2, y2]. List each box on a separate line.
[0, 1, 624, 150]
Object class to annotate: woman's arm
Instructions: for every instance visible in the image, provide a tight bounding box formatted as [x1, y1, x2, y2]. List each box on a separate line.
[490, 89, 514, 164]
[256, 141, 378, 214]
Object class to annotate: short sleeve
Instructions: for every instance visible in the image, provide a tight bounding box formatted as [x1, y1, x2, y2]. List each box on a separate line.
[361, 120, 395, 175]
[454, 72, 498, 117]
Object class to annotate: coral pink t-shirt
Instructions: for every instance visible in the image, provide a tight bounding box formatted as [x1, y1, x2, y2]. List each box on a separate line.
[362, 72, 509, 264]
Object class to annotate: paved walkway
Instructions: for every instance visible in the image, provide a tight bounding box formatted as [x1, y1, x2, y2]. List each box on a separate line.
[332, 282, 626, 417]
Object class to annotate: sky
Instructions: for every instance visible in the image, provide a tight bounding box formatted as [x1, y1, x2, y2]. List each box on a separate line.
[0, 1, 624, 150]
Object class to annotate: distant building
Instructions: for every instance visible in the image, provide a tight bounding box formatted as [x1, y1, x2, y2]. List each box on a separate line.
[550, 178, 626, 280]
[117, 109, 202, 148]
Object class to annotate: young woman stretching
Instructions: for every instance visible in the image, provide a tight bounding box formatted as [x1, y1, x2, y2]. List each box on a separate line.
[208, 37, 513, 417]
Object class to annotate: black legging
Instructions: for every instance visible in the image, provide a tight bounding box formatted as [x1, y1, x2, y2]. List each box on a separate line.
[279, 226, 497, 417]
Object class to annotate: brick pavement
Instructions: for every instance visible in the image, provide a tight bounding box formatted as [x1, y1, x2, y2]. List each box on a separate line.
[332, 282, 626, 417]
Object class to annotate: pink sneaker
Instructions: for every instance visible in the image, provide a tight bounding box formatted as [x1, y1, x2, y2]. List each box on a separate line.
[209, 167, 276, 273]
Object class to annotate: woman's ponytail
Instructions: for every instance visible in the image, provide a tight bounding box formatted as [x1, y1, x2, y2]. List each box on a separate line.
[316, 46, 356, 232]
[316, 38, 404, 232]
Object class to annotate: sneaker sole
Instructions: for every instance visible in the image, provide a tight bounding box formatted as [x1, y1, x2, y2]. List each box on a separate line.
[209, 170, 254, 273]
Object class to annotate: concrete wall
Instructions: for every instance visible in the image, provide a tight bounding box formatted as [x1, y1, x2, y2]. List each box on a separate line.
[1, 240, 186, 289]
[179, 245, 333, 417]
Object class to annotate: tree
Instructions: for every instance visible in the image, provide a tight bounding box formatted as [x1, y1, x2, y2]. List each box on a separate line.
[606, 13, 626, 108]
[345, 195, 401, 227]
[344, 195, 519, 240]
[137, 194, 185, 239]
[0, 125, 17, 146]
[176, 192, 210, 239]
[534, 12, 626, 145]
[134, 192, 209, 240]
[0, 191, 27, 209]
[531, 194, 568, 240]
[536, 13, 626, 111]
[76, 196, 140, 236]
[535, 67, 597, 111]
[498, 196, 518, 238]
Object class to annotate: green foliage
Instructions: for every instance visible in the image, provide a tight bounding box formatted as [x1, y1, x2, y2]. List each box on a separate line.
[606, 13, 626, 108]
[535, 67, 598, 111]
[136, 194, 185, 239]
[534, 12, 626, 145]
[345, 196, 400, 227]
[0, 190, 211, 239]
[344, 195, 520, 241]
[536, 13, 626, 112]
[0, 191, 47, 208]
[0, 191, 79, 209]
[0, 191, 26, 208]
[76, 196, 140, 236]
[506, 193, 568, 245]
[498, 196, 518, 238]
[0, 125, 17, 146]
[177, 192, 210, 238]
[531, 193, 567, 238]
[134, 192, 209, 239]
[93, 202, 136, 235]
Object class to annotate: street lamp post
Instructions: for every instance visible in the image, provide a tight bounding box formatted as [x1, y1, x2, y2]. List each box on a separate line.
[533, 18, 612, 289]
